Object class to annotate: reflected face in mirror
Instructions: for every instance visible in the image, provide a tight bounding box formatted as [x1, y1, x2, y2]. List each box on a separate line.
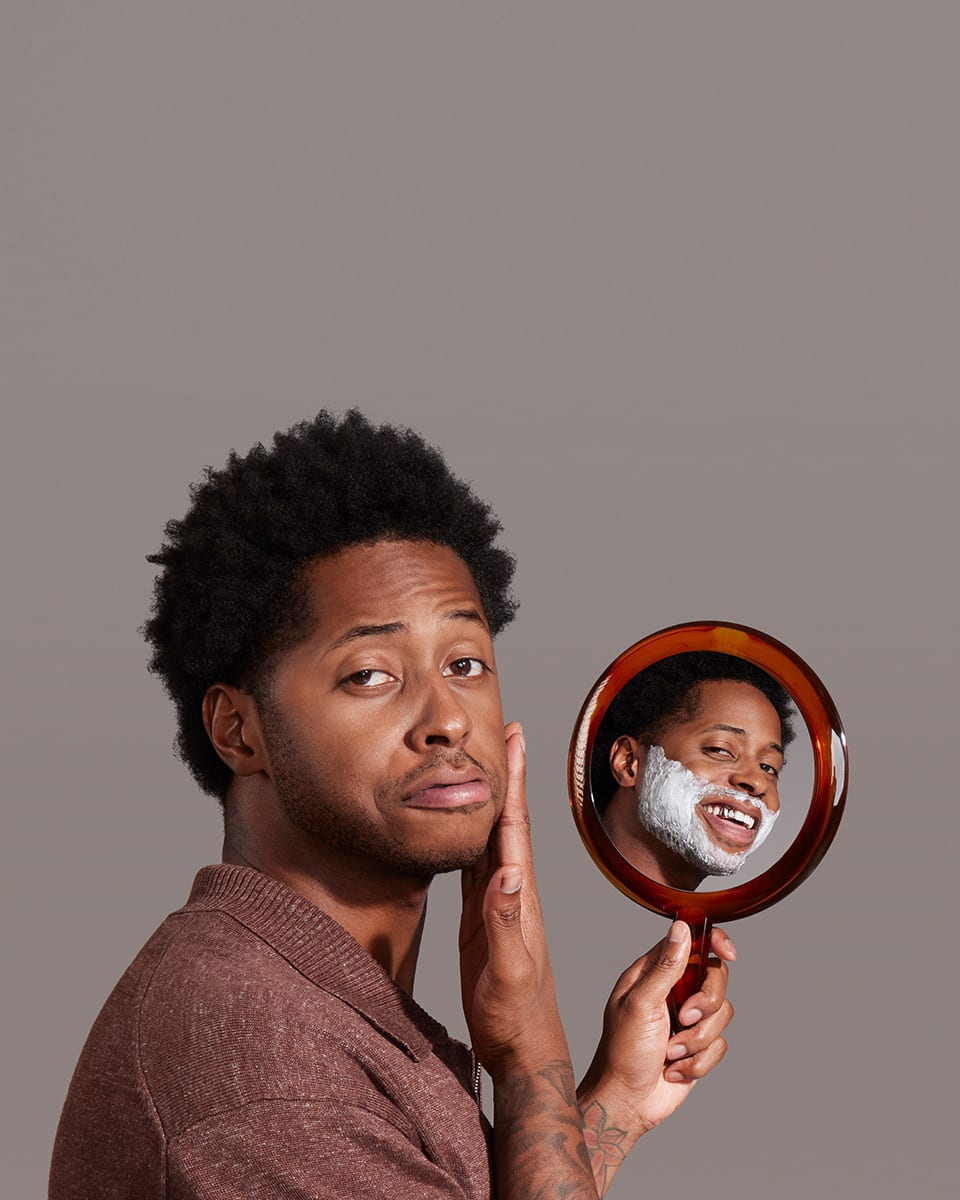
[595, 656, 797, 891]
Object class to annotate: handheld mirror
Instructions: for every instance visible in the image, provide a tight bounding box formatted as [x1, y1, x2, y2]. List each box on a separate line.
[568, 622, 848, 1028]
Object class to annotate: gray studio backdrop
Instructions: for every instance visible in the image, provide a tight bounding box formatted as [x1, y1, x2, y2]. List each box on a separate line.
[3, 5, 956, 1197]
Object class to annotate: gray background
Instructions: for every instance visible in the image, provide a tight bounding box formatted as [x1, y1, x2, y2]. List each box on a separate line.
[3, 4, 956, 1196]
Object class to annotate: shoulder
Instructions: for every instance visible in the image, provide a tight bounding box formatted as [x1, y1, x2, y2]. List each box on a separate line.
[53, 901, 491, 1200]
[149, 909, 492, 1197]
[139, 908, 390, 1126]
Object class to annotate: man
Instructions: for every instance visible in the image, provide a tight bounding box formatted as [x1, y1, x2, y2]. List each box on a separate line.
[594, 653, 796, 891]
[51, 412, 734, 1199]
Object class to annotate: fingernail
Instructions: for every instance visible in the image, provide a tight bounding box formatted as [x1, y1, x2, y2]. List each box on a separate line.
[682, 1008, 702, 1025]
[501, 871, 523, 894]
[666, 1043, 687, 1060]
[517, 725, 526, 754]
[667, 920, 687, 946]
[665, 1070, 686, 1083]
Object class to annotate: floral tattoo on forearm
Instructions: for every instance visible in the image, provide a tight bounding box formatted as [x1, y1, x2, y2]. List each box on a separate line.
[579, 1100, 628, 1198]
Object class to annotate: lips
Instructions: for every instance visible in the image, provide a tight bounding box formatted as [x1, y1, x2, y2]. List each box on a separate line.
[697, 795, 764, 849]
[403, 768, 492, 810]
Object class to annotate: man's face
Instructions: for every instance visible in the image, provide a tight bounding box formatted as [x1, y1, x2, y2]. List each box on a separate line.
[634, 680, 784, 877]
[257, 539, 507, 879]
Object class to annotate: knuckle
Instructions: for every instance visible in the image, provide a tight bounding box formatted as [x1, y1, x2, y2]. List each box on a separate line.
[697, 1038, 727, 1075]
[491, 903, 523, 930]
[652, 951, 682, 976]
[682, 1029, 706, 1055]
[494, 954, 533, 985]
[682, 1037, 727, 1079]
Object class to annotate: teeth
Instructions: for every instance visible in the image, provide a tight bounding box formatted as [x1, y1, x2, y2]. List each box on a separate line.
[703, 803, 756, 829]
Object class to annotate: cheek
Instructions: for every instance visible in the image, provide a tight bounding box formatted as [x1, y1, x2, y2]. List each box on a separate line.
[277, 702, 386, 792]
[471, 698, 505, 753]
[287, 687, 399, 749]
[680, 755, 725, 784]
[467, 691, 506, 748]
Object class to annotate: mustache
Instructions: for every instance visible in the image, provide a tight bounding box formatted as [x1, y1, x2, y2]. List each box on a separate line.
[393, 750, 495, 795]
[700, 783, 766, 809]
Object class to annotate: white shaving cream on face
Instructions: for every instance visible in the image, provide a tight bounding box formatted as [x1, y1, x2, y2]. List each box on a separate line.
[636, 746, 779, 877]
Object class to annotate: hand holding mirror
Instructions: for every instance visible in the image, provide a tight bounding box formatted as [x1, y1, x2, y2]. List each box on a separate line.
[568, 622, 848, 1027]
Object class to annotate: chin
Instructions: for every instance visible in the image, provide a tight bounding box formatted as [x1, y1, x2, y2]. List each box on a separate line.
[680, 843, 747, 878]
[388, 829, 493, 877]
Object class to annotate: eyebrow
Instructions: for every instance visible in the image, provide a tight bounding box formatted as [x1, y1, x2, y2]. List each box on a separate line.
[328, 608, 488, 652]
[702, 723, 784, 757]
[445, 607, 488, 629]
[329, 621, 405, 651]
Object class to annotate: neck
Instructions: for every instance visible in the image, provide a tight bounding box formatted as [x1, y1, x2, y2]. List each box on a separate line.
[222, 791, 431, 995]
[602, 788, 705, 890]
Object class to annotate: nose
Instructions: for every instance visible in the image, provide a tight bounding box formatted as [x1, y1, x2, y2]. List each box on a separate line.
[731, 761, 779, 811]
[405, 675, 472, 753]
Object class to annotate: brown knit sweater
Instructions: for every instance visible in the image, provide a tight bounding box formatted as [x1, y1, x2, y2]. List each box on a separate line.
[50, 865, 492, 1199]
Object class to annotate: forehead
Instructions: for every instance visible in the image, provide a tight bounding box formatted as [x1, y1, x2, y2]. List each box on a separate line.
[301, 539, 485, 638]
[678, 680, 782, 740]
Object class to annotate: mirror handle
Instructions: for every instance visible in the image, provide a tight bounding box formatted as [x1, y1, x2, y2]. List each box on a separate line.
[667, 914, 712, 1035]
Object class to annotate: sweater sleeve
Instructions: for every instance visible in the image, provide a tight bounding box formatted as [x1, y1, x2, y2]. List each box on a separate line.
[167, 1098, 480, 1200]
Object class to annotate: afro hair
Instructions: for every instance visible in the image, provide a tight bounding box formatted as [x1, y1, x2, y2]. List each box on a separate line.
[144, 410, 517, 799]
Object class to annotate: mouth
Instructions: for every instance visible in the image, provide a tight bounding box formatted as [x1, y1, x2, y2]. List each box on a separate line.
[403, 769, 492, 811]
[697, 796, 763, 850]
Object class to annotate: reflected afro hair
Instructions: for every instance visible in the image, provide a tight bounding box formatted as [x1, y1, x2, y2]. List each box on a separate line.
[591, 652, 797, 811]
[144, 410, 517, 799]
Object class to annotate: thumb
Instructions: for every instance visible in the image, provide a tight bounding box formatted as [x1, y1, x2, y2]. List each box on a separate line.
[481, 866, 527, 968]
[637, 920, 692, 1001]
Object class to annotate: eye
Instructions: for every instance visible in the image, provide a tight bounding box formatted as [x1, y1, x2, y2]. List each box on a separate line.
[703, 744, 734, 758]
[344, 668, 396, 688]
[443, 657, 488, 679]
[761, 762, 781, 779]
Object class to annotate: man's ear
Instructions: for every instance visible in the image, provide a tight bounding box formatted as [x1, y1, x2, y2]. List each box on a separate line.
[610, 735, 646, 789]
[202, 684, 270, 779]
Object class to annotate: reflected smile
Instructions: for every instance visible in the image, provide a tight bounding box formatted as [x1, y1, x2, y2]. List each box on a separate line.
[697, 796, 764, 849]
[702, 802, 756, 830]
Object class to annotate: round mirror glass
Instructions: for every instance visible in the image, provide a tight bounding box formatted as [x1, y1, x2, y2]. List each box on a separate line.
[568, 622, 848, 924]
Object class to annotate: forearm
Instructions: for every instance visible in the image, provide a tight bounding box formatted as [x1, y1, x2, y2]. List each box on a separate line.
[575, 1080, 645, 1198]
[492, 1054, 598, 1200]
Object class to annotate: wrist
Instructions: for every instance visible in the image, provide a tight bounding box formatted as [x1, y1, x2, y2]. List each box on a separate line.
[577, 1071, 657, 1139]
[484, 1026, 572, 1087]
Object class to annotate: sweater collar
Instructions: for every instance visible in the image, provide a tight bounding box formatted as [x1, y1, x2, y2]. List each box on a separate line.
[182, 864, 452, 1062]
